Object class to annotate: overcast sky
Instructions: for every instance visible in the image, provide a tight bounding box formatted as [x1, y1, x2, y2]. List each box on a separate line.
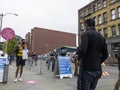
[0, 0, 91, 39]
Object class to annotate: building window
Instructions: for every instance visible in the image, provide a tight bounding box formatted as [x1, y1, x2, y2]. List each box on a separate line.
[118, 7, 120, 18]
[98, 29, 102, 34]
[98, 15, 102, 24]
[118, 24, 120, 35]
[103, 12, 108, 23]
[93, 16, 97, 25]
[84, 10, 87, 16]
[88, 8, 91, 14]
[98, 2, 102, 10]
[110, 0, 116, 4]
[111, 9, 116, 20]
[93, 5, 97, 12]
[103, 28, 108, 38]
[111, 26, 116, 36]
[103, 0, 107, 7]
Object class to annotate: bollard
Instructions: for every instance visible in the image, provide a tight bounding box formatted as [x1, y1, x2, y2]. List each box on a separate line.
[2, 64, 9, 84]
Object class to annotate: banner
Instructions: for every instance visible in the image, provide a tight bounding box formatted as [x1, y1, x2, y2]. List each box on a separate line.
[0, 57, 7, 82]
[58, 56, 72, 79]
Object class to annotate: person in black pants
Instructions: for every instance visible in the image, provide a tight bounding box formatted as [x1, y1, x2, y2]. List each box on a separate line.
[14, 39, 27, 83]
[8, 53, 14, 65]
[50, 49, 57, 72]
[76, 18, 108, 90]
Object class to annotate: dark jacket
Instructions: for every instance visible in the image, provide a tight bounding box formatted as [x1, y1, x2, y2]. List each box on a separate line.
[77, 28, 108, 71]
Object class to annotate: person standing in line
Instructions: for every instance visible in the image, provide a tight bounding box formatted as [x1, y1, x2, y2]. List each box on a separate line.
[14, 39, 27, 82]
[47, 52, 52, 70]
[8, 53, 14, 65]
[32, 52, 38, 66]
[27, 51, 31, 67]
[34, 52, 38, 66]
[71, 53, 79, 76]
[76, 18, 108, 90]
[114, 47, 120, 90]
[50, 49, 57, 72]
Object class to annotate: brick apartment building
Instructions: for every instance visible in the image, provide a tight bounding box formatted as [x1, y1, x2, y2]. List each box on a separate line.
[25, 27, 76, 55]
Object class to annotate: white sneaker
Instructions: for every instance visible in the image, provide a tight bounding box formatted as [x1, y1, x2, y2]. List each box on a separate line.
[14, 78, 18, 83]
[18, 78, 22, 82]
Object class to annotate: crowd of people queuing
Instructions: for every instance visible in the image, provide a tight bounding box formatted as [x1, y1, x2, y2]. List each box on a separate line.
[27, 51, 38, 67]
[45, 49, 57, 72]
[45, 48, 79, 77]
[7, 40, 78, 83]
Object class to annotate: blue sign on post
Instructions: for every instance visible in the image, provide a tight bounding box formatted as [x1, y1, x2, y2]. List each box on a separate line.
[58, 56, 72, 79]
[0, 57, 7, 82]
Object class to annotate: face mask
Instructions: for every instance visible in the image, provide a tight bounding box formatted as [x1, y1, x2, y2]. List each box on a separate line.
[22, 42, 25, 44]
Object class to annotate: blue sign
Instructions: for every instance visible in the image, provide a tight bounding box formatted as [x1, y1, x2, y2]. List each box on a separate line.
[0, 57, 7, 82]
[0, 58, 6, 69]
[58, 56, 72, 75]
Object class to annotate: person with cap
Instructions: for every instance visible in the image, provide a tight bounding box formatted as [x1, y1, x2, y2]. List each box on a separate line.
[76, 18, 108, 90]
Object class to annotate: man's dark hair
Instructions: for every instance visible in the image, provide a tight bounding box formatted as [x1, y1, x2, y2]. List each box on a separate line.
[21, 39, 25, 45]
[21, 39, 25, 42]
[84, 18, 95, 28]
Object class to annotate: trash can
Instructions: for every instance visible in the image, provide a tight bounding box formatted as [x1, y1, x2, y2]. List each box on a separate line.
[2, 64, 9, 84]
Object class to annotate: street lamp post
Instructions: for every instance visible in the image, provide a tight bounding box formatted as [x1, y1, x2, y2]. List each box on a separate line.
[0, 13, 18, 83]
[0, 13, 18, 41]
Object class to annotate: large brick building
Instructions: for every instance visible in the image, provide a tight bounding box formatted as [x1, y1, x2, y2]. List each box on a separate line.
[25, 27, 76, 55]
[78, 0, 120, 59]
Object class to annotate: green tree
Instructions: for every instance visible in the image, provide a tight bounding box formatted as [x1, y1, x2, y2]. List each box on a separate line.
[2, 37, 18, 55]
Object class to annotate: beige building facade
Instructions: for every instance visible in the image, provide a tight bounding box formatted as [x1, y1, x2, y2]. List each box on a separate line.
[78, 0, 120, 60]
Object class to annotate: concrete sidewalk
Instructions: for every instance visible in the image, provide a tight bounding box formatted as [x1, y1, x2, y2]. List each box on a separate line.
[97, 78, 116, 90]
[0, 63, 117, 90]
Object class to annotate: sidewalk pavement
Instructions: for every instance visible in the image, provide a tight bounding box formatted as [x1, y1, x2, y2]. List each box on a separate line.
[97, 77, 116, 90]
[0, 62, 117, 90]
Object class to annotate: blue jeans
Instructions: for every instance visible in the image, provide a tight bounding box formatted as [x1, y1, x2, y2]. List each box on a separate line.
[77, 69, 102, 90]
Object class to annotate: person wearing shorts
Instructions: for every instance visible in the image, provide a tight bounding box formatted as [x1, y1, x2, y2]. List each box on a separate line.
[14, 39, 27, 83]
[16, 57, 25, 66]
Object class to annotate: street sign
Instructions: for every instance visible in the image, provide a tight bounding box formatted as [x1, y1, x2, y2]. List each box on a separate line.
[0, 57, 7, 82]
[58, 56, 72, 79]
[1, 27, 15, 41]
